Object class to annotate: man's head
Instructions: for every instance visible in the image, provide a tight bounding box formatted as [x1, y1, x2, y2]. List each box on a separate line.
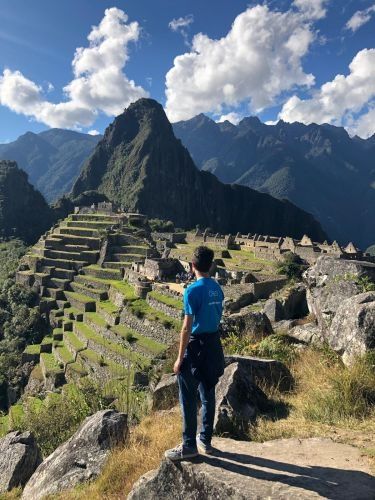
[192, 246, 214, 275]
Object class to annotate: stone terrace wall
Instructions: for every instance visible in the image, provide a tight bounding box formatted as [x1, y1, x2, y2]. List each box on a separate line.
[119, 309, 177, 345]
[250, 278, 288, 300]
[146, 296, 182, 321]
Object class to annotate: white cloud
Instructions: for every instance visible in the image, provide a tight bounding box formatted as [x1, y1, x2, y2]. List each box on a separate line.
[349, 106, 375, 138]
[87, 129, 100, 136]
[293, 0, 329, 20]
[217, 112, 243, 125]
[169, 14, 194, 32]
[0, 8, 148, 129]
[168, 14, 194, 46]
[165, 5, 317, 122]
[345, 4, 375, 32]
[278, 49, 375, 137]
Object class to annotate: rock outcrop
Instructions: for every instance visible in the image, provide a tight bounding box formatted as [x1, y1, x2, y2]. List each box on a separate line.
[71, 99, 326, 241]
[151, 374, 179, 411]
[329, 292, 375, 364]
[223, 308, 273, 339]
[128, 437, 375, 499]
[304, 256, 375, 332]
[214, 362, 268, 437]
[0, 431, 42, 493]
[22, 410, 127, 499]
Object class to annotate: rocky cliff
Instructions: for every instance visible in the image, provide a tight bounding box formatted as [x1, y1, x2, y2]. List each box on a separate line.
[0, 160, 54, 244]
[71, 99, 326, 242]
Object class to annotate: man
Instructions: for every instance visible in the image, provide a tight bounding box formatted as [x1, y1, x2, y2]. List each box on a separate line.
[165, 246, 225, 461]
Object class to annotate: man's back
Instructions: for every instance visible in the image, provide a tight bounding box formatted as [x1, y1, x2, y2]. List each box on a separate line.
[184, 277, 224, 335]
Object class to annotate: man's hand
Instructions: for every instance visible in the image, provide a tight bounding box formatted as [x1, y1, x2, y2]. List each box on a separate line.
[173, 358, 183, 375]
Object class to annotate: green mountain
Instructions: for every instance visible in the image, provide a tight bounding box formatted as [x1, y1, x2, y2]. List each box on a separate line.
[0, 129, 101, 202]
[173, 115, 375, 249]
[71, 98, 326, 241]
[0, 160, 54, 244]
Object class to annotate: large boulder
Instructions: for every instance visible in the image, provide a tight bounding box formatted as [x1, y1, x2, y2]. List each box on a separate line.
[214, 362, 269, 437]
[303, 256, 375, 332]
[263, 298, 284, 322]
[328, 292, 375, 365]
[223, 308, 272, 339]
[0, 431, 42, 493]
[22, 410, 127, 500]
[151, 374, 179, 411]
[288, 322, 324, 345]
[128, 437, 375, 500]
[224, 355, 293, 392]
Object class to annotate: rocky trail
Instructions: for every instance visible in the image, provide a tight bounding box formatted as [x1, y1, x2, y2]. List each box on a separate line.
[129, 437, 375, 499]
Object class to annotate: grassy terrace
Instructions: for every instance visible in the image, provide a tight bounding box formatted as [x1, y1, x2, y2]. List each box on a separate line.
[64, 332, 86, 352]
[40, 352, 64, 375]
[98, 300, 119, 315]
[85, 311, 108, 327]
[148, 290, 182, 310]
[128, 298, 182, 331]
[24, 343, 41, 355]
[75, 322, 149, 368]
[54, 342, 75, 365]
[78, 348, 130, 377]
[112, 324, 167, 355]
[170, 239, 275, 274]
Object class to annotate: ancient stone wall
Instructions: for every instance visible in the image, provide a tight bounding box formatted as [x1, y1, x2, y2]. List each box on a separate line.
[146, 296, 182, 321]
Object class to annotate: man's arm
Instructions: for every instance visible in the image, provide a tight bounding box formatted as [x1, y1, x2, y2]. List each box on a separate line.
[173, 314, 193, 374]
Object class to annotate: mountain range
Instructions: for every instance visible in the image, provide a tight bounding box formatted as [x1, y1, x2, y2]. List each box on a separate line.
[71, 98, 326, 241]
[0, 129, 100, 202]
[173, 115, 375, 249]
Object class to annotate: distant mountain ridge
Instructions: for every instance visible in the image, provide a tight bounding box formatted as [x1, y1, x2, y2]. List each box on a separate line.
[0, 129, 101, 202]
[0, 160, 54, 244]
[71, 98, 326, 242]
[173, 115, 375, 249]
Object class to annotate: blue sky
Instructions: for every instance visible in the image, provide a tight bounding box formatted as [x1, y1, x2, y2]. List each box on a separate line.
[0, 0, 374, 142]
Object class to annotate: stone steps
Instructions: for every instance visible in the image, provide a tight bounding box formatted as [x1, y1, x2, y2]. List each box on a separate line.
[48, 277, 70, 290]
[74, 274, 111, 290]
[83, 265, 122, 280]
[42, 287, 66, 301]
[64, 291, 96, 312]
[103, 261, 132, 270]
[42, 257, 84, 271]
[44, 249, 99, 264]
[59, 227, 100, 238]
[50, 233, 100, 250]
[110, 245, 149, 255]
[66, 220, 117, 230]
[52, 268, 77, 280]
[69, 281, 108, 301]
[52, 328, 64, 341]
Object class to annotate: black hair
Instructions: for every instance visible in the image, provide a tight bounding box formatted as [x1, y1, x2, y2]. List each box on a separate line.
[192, 246, 214, 273]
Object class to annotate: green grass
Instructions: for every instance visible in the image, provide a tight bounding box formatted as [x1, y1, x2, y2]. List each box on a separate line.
[112, 324, 167, 355]
[67, 361, 88, 377]
[54, 342, 75, 365]
[98, 300, 119, 315]
[0, 413, 9, 437]
[110, 280, 138, 301]
[75, 323, 149, 368]
[148, 290, 182, 310]
[78, 348, 130, 377]
[64, 331, 86, 351]
[40, 352, 64, 375]
[128, 298, 182, 331]
[24, 344, 41, 355]
[85, 311, 108, 327]
[41, 335, 53, 346]
[65, 291, 95, 304]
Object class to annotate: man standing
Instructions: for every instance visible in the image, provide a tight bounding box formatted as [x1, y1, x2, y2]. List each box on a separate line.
[165, 246, 225, 461]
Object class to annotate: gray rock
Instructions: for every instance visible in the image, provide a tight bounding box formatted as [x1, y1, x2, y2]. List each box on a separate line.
[223, 308, 273, 339]
[128, 437, 375, 500]
[328, 292, 375, 365]
[225, 355, 293, 392]
[303, 256, 375, 332]
[263, 298, 284, 322]
[273, 319, 295, 332]
[214, 362, 269, 437]
[0, 431, 42, 493]
[151, 374, 179, 411]
[281, 283, 308, 319]
[288, 322, 324, 344]
[22, 410, 127, 500]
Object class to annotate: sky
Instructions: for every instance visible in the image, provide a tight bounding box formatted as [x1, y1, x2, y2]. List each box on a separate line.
[0, 0, 374, 142]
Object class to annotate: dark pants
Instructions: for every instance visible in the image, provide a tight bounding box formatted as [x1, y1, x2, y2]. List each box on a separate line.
[178, 359, 216, 449]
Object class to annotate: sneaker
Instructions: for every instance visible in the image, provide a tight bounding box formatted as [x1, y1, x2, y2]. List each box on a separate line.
[197, 435, 214, 454]
[164, 443, 199, 461]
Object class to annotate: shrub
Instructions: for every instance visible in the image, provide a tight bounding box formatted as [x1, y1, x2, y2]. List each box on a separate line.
[275, 252, 307, 280]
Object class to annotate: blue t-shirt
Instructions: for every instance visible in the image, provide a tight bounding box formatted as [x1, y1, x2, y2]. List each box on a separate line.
[183, 277, 224, 335]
